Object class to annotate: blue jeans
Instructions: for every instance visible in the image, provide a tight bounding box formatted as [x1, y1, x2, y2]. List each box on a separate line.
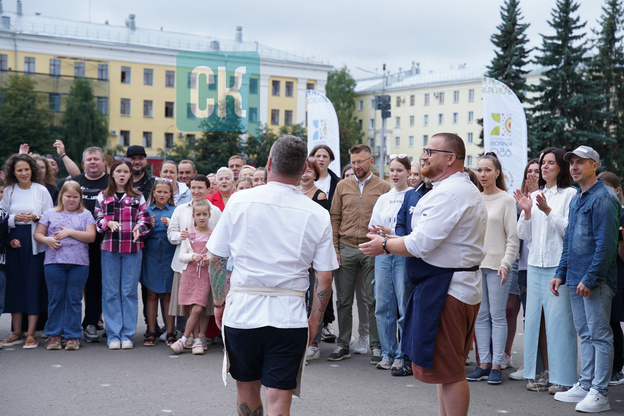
[43, 264, 89, 339]
[569, 282, 614, 395]
[374, 254, 406, 361]
[101, 250, 142, 344]
[475, 268, 510, 365]
[524, 265, 577, 385]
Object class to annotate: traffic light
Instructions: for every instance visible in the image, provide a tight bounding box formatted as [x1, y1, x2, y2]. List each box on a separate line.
[376, 95, 391, 119]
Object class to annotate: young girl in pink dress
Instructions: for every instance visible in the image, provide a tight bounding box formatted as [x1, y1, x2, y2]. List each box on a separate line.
[170, 200, 212, 355]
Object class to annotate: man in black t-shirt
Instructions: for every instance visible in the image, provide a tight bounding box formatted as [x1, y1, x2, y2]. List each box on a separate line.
[71, 147, 109, 343]
[127, 145, 154, 201]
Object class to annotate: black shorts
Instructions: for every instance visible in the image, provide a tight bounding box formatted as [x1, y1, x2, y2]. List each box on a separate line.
[224, 326, 308, 390]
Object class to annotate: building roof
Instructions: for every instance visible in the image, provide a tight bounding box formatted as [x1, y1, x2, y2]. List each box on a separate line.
[0, 11, 330, 67]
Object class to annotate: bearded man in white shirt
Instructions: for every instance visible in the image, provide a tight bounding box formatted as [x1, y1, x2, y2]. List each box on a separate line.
[208, 135, 338, 416]
[360, 132, 487, 416]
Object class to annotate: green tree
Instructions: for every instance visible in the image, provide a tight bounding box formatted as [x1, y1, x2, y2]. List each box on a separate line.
[245, 124, 278, 168]
[325, 66, 364, 168]
[61, 78, 109, 163]
[486, 0, 532, 103]
[590, 0, 624, 175]
[529, 0, 607, 159]
[195, 101, 244, 174]
[0, 75, 53, 159]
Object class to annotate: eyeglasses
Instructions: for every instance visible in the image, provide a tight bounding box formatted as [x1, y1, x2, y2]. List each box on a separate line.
[155, 177, 172, 182]
[422, 148, 455, 157]
[389, 154, 408, 161]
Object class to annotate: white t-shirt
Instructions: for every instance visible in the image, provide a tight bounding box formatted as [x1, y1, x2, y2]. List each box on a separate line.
[404, 172, 487, 305]
[208, 181, 339, 329]
[315, 174, 332, 196]
[369, 187, 410, 234]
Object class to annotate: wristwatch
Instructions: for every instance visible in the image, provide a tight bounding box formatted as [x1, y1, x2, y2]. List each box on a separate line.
[382, 237, 390, 255]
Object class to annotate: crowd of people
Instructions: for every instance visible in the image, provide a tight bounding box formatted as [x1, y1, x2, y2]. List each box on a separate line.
[0, 135, 623, 415]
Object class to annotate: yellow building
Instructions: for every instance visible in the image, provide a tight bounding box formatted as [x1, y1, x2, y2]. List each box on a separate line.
[0, 9, 331, 171]
[354, 64, 541, 177]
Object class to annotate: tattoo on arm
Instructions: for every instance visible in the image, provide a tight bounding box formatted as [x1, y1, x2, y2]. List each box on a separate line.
[210, 254, 229, 303]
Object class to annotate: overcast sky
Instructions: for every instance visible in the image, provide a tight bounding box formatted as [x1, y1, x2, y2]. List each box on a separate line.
[11, 0, 606, 78]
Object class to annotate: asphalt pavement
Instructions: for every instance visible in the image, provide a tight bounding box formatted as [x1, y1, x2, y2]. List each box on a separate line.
[1, 304, 623, 415]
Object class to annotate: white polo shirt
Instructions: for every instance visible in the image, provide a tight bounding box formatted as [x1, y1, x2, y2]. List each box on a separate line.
[207, 181, 338, 329]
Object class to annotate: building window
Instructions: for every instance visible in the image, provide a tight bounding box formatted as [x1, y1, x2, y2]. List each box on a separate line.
[285, 81, 294, 97]
[165, 101, 174, 118]
[187, 103, 196, 119]
[165, 133, 174, 149]
[97, 97, 108, 115]
[271, 109, 280, 125]
[358, 100, 363, 111]
[0, 54, 8, 71]
[438, 113, 444, 125]
[306, 82, 315, 90]
[120, 130, 130, 147]
[50, 59, 61, 77]
[284, 110, 293, 125]
[369, 118, 375, 129]
[144, 68, 153, 86]
[186, 134, 196, 146]
[188, 72, 199, 89]
[395, 136, 400, 147]
[143, 100, 153, 117]
[467, 155, 473, 166]
[423, 135, 428, 146]
[408, 135, 414, 147]
[121, 66, 131, 84]
[453, 112, 458, 124]
[24, 57, 35, 73]
[409, 116, 414, 127]
[249, 78, 258, 94]
[143, 132, 152, 149]
[249, 107, 258, 123]
[468, 89, 475, 102]
[438, 92, 444, 104]
[423, 114, 429, 126]
[410, 95, 415, 106]
[424, 93, 430, 106]
[370, 99, 376, 110]
[165, 70, 175, 87]
[49, 93, 61, 111]
[467, 132, 473, 144]
[369, 137, 375, 149]
[98, 64, 108, 81]
[395, 117, 400, 128]
[272, 80, 280, 96]
[120, 98, 131, 116]
[468, 111, 474, 123]
[74, 62, 85, 78]
[453, 90, 459, 103]
[358, 119, 363, 129]
[396, 96, 401, 107]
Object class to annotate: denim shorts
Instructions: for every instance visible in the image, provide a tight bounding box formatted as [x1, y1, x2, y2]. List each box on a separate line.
[224, 326, 308, 390]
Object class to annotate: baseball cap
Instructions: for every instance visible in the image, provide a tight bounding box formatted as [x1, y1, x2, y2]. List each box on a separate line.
[126, 145, 147, 157]
[563, 145, 599, 163]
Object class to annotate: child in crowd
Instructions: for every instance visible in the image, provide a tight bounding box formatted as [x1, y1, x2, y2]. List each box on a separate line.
[141, 179, 176, 346]
[170, 200, 212, 355]
[95, 160, 150, 350]
[34, 181, 96, 350]
[235, 177, 253, 192]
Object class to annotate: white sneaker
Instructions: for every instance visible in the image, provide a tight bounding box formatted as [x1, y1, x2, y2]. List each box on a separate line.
[108, 340, 121, 350]
[554, 382, 589, 403]
[353, 335, 369, 354]
[575, 388, 610, 413]
[306, 345, 320, 361]
[121, 340, 133, 349]
[501, 353, 513, 370]
[391, 359, 403, 370]
[509, 367, 524, 380]
[376, 359, 393, 370]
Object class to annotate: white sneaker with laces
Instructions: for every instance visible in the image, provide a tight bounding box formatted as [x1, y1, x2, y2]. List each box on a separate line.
[391, 359, 403, 370]
[509, 367, 524, 380]
[575, 388, 610, 413]
[306, 345, 320, 360]
[554, 382, 589, 403]
[353, 335, 369, 354]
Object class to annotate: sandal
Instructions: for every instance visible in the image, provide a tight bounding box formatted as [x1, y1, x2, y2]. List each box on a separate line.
[23, 335, 38, 349]
[166, 332, 177, 346]
[143, 332, 157, 347]
[0, 332, 24, 346]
